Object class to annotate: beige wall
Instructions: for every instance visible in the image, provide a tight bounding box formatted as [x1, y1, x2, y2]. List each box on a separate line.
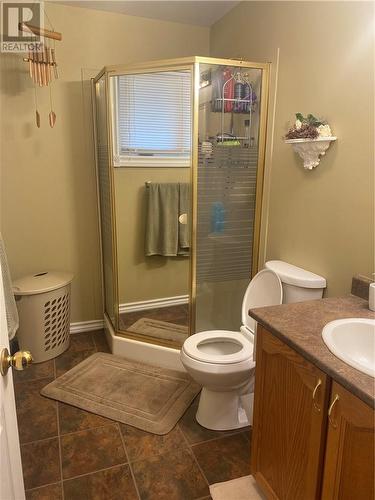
[2, 1, 373, 327]
[115, 168, 190, 304]
[210, 1, 375, 297]
[0, 2, 209, 322]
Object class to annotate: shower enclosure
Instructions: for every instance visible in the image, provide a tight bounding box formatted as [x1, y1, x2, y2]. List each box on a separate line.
[93, 56, 269, 349]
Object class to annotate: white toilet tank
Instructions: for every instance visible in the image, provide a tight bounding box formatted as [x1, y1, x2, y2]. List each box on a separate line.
[265, 260, 326, 304]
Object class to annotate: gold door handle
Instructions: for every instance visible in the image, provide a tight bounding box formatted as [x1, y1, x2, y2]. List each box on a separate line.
[0, 348, 33, 376]
[328, 394, 340, 428]
[312, 378, 322, 412]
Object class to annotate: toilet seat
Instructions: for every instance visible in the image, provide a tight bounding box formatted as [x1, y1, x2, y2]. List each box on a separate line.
[182, 269, 282, 367]
[182, 330, 252, 365]
[241, 268, 283, 333]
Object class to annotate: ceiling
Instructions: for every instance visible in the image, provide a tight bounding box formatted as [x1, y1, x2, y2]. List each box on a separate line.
[57, 1, 240, 27]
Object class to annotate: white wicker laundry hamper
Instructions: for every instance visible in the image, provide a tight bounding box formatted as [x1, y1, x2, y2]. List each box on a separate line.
[13, 271, 74, 363]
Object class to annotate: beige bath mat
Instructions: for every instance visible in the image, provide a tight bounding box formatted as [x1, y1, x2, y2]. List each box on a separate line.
[127, 318, 189, 344]
[41, 352, 200, 435]
[210, 476, 266, 500]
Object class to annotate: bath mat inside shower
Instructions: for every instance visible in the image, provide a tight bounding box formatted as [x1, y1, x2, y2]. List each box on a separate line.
[127, 318, 189, 345]
[41, 352, 200, 435]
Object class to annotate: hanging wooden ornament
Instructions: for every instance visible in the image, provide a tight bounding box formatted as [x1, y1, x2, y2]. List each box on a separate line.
[20, 18, 62, 127]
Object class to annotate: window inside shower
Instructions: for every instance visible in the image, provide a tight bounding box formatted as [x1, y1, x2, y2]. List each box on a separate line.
[111, 70, 192, 167]
[195, 63, 263, 333]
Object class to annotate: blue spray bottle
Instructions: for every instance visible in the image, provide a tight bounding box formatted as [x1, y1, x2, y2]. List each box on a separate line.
[211, 202, 225, 233]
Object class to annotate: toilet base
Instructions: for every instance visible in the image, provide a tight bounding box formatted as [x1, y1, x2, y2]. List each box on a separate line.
[195, 387, 252, 431]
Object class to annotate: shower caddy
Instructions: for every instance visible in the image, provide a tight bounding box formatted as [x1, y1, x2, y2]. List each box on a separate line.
[213, 69, 256, 146]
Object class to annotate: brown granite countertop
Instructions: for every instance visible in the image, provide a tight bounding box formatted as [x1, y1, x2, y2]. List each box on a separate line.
[249, 295, 375, 408]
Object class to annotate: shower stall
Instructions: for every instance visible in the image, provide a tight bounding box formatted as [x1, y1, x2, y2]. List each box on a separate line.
[92, 56, 269, 353]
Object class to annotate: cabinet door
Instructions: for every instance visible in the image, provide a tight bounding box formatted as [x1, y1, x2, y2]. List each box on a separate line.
[321, 381, 374, 499]
[251, 326, 330, 499]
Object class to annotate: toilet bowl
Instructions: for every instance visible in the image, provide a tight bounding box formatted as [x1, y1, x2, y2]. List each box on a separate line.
[181, 331, 255, 430]
[181, 261, 327, 431]
[181, 267, 283, 430]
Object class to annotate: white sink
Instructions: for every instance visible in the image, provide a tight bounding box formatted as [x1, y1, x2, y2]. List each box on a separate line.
[322, 318, 375, 378]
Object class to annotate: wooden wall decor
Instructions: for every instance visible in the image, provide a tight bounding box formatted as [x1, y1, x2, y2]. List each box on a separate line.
[20, 22, 62, 128]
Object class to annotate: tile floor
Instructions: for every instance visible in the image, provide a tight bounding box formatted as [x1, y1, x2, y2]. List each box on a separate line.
[13, 330, 251, 500]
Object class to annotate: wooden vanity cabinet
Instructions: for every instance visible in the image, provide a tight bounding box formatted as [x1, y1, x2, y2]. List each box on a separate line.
[251, 326, 330, 499]
[251, 325, 375, 500]
[321, 382, 374, 499]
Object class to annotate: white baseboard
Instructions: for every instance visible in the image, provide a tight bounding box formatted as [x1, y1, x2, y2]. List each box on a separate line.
[70, 319, 104, 334]
[119, 294, 189, 314]
[70, 293, 189, 333]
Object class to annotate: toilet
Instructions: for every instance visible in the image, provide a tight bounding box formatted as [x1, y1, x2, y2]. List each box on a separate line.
[181, 260, 326, 431]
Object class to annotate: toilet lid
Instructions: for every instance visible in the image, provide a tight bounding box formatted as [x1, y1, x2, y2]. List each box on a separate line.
[241, 268, 283, 332]
[182, 330, 253, 364]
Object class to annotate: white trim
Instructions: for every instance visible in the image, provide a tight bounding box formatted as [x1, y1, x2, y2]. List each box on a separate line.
[70, 292, 189, 333]
[70, 319, 104, 334]
[114, 156, 190, 168]
[104, 314, 185, 372]
[119, 294, 189, 314]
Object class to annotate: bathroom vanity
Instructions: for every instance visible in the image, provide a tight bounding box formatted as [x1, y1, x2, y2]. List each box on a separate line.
[249, 295, 375, 500]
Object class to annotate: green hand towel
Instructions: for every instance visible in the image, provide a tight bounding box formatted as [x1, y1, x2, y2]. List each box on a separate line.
[145, 183, 179, 257]
[145, 182, 190, 257]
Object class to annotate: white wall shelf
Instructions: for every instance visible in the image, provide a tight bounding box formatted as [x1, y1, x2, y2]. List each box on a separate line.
[285, 136, 337, 170]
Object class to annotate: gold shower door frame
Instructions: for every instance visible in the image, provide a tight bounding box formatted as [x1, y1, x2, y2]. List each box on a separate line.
[92, 56, 270, 347]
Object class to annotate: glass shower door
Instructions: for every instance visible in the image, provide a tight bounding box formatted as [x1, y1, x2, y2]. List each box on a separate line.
[194, 62, 266, 333]
[94, 75, 117, 326]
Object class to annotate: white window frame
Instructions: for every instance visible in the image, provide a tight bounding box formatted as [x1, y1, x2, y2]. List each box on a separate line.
[110, 72, 192, 168]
